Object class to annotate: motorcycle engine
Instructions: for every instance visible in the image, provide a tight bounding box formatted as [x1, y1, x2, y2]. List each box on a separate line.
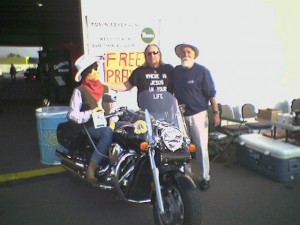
[109, 143, 124, 165]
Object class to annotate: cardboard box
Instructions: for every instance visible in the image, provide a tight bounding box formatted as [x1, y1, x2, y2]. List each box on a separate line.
[257, 108, 282, 121]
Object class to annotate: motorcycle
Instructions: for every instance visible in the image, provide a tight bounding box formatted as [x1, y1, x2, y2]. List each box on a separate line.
[55, 90, 201, 225]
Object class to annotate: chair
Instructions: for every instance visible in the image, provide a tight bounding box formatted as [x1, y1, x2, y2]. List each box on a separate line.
[221, 104, 250, 135]
[208, 104, 229, 161]
[289, 98, 300, 143]
[291, 98, 300, 112]
[208, 104, 248, 162]
[241, 103, 273, 134]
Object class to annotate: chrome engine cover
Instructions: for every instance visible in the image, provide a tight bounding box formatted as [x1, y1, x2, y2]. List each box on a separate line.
[109, 143, 124, 165]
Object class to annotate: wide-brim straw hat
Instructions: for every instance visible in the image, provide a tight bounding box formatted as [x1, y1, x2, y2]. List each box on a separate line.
[175, 43, 199, 59]
[75, 55, 99, 82]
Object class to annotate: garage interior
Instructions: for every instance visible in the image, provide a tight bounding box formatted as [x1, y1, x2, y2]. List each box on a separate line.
[0, 0, 82, 49]
[0, 0, 84, 105]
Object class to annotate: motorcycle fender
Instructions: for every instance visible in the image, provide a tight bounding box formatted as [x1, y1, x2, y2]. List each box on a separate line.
[167, 172, 197, 190]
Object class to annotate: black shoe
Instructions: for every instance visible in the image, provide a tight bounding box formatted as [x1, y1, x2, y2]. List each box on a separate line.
[199, 180, 210, 191]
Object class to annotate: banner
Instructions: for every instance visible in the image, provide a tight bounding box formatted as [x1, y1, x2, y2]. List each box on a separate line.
[105, 51, 145, 83]
[84, 17, 159, 56]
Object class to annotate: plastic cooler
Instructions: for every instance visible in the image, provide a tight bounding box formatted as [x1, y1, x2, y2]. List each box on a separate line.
[36, 106, 69, 165]
[237, 134, 300, 182]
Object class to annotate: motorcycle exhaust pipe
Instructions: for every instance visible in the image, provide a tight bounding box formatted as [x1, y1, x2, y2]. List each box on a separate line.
[56, 150, 114, 191]
[56, 150, 86, 178]
[56, 150, 85, 168]
[61, 160, 86, 178]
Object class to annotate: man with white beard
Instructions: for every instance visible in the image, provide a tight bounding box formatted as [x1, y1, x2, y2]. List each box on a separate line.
[173, 43, 220, 191]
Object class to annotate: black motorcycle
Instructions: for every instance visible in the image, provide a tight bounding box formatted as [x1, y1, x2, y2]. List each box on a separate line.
[56, 90, 201, 225]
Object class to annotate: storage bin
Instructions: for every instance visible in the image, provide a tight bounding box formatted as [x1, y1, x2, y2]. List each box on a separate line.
[36, 106, 69, 165]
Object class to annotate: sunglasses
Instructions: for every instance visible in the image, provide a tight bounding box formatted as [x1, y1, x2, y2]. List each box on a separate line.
[147, 51, 159, 56]
[92, 64, 98, 71]
[87, 63, 98, 71]
[82, 63, 98, 77]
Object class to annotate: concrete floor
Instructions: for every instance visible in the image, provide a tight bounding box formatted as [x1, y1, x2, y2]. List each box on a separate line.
[1, 74, 300, 225]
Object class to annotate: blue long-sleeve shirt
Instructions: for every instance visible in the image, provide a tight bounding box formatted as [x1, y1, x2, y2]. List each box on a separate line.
[173, 63, 217, 116]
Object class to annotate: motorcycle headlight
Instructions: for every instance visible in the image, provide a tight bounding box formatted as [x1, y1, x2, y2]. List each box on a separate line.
[161, 127, 183, 152]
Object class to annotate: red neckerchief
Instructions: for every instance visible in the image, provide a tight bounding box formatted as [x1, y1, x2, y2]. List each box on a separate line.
[82, 79, 103, 102]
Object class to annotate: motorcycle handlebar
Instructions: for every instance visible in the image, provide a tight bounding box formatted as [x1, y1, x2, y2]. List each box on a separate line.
[105, 107, 128, 119]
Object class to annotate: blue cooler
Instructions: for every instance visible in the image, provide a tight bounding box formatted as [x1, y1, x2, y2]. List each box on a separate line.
[36, 106, 69, 165]
[237, 134, 300, 182]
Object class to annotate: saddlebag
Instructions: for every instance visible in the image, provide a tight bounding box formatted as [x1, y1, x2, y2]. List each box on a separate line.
[57, 121, 86, 150]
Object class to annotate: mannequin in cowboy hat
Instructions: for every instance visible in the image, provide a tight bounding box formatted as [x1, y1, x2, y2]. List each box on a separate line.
[68, 54, 117, 183]
[173, 43, 220, 191]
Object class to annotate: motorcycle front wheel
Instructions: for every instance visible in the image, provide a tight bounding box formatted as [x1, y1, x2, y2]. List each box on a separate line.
[153, 184, 201, 225]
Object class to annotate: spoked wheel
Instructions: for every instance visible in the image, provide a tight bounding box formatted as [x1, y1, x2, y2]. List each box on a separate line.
[153, 184, 201, 225]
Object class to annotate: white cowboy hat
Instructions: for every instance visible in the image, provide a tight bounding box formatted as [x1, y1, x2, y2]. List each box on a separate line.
[175, 43, 199, 59]
[75, 55, 99, 82]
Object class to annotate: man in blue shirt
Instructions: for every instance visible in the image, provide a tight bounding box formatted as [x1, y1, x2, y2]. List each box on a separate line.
[173, 43, 220, 191]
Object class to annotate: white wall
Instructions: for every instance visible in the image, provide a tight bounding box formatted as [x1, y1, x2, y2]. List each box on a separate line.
[83, 0, 300, 112]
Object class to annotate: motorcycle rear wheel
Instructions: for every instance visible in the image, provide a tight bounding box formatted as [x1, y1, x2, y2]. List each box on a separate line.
[153, 184, 201, 225]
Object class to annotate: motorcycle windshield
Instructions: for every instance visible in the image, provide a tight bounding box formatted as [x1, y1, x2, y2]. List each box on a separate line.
[138, 90, 179, 126]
